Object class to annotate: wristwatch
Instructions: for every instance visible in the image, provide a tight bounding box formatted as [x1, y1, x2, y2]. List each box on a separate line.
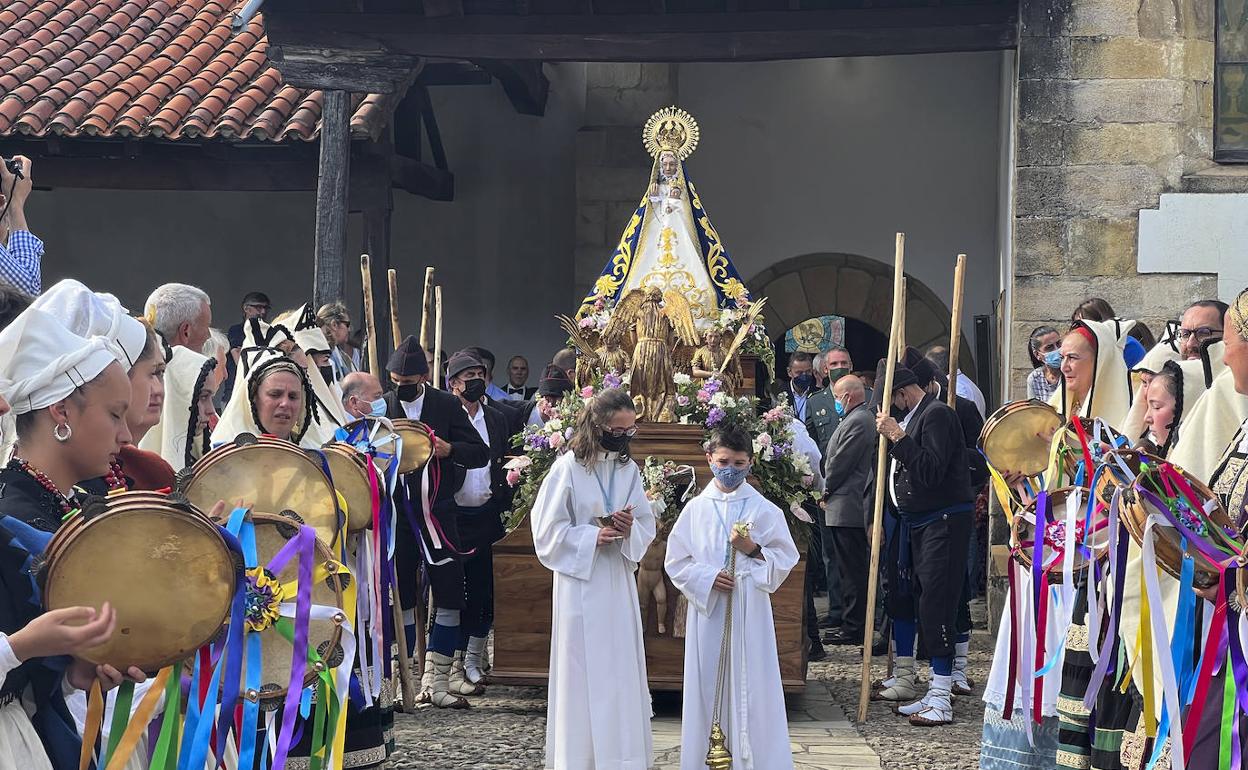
[748, 543, 763, 559]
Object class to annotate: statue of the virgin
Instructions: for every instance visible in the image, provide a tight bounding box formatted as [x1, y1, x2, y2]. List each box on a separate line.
[576, 107, 747, 327]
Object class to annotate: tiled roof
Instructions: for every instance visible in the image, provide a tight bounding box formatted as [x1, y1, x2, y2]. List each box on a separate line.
[0, 0, 390, 142]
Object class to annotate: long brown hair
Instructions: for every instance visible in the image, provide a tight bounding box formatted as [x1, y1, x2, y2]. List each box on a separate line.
[569, 388, 635, 467]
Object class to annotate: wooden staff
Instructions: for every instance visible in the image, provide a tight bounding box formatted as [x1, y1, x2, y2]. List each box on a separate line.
[361, 254, 380, 378]
[433, 286, 444, 389]
[858, 233, 907, 723]
[897, 277, 907, 361]
[419, 267, 436, 352]
[947, 254, 967, 408]
[388, 269, 402, 350]
[362, 255, 419, 708]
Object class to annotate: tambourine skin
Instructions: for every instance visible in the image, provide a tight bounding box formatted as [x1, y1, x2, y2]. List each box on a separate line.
[181, 436, 341, 548]
[1119, 461, 1240, 589]
[42, 493, 237, 672]
[980, 400, 1063, 478]
[342, 417, 433, 475]
[243, 512, 346, 707]
[320, 443, 374, 533]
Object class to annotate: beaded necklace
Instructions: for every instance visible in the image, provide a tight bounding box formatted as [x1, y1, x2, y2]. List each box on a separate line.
[11, 457, 75, 517]
[104, 459, 127, 491]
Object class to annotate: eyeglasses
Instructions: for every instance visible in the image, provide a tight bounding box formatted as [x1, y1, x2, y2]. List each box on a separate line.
[1176, 326, 1222, 341]
[602, 426, 638, 438]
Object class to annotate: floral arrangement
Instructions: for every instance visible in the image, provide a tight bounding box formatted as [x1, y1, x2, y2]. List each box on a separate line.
[715, 291, 775, 380]
[641, 457, 697, 526]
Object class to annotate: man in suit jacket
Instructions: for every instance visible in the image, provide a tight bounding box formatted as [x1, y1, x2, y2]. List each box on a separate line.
[819, 375, 876, 646]
[384, 336, 489, 709]
[442, 350, 516, 698]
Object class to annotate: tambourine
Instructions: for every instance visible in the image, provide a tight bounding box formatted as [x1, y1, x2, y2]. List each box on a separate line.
[341, 417, 434, 475]
[319, 442, 375, 533]
[41, 492, 238, 672]
[179, 434, 342, 548]
[979, 400, 1063, 478]
[240, 511, 347, 707]
[1119, 459, 1241, 588]
[1010, 486, 1107, 583]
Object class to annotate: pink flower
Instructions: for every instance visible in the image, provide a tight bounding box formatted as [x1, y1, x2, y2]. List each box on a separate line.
[581, 386, 595, 398]
[506, 469, 521, 486]
[676, 395, 690, 407]
[696, 390, 710, 403]
[801, 474, 814, 488]
[549, 431, 565, 449]
[578, 317, 595, 329]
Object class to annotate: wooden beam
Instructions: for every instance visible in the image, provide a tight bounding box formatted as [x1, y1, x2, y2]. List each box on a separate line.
[392, 154, 454, 201]
[264, 5, 1018, 62]
[421, 0, 464, 15]
[475, 59, 549, 116]
[314, 90, 352, 307]
[268, 45, 419, 93]
[416, 61, 492, 86]
[363, 198, 394, 355]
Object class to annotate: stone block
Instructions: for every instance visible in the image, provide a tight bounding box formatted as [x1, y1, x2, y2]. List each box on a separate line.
[601, 125, 649, 168]
[799, 263, 841, 312]
[575, 129, 608, 167]
[585, 86, 677, 127]
[1017, 120, 1069, 166]
[1012, 274, 1137, 322]
[1018, 79, 1073, 123]
[1063, 164, 1165, 217]
[586, 63, 642, 90]
[638, 63, 677, 91]
[1137, 0, 1181, 38]
[1069, 0, 1142, 36]
[576, 166, 643, 202]
[860, 276, 895, 331]
[1014, 218, 1066, 275]
[1067, 218, 1139, 275]
[1019, 37, 1072, 80]
[576, 202, 606, 247]
[1068, 123, 1181, 165]
[1020, 0, 1074, 38]
[1173, 39, 1215, 82]
[764, 271, 812, 330]
[1068, 79, 1187, 124]
[1015, 167, 1067, 218]
[605, 200, 641, 241]
[834, 266, 875, 319]
[1071, 38, 1168, 79]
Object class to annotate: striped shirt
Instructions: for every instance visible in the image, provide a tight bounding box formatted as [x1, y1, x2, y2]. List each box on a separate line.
[0, 231, 43, 296]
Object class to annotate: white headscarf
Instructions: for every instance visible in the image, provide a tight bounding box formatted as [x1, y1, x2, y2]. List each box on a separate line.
[32, 279, 148, 370]
[1048, 318, 1135, 428]
[269, 305, 346, 443]
[139, 345, 218, 471]
[211, 347, 315, 448]
[0, 307, 118, 416]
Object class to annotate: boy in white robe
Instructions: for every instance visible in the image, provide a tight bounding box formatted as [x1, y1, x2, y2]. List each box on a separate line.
[530, 388, 657, 770]
[665, 425, 799, 770]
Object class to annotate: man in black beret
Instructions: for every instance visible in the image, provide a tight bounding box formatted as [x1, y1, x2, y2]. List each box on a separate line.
[871, 362, 973, 727]
[384, 335, 489, 709]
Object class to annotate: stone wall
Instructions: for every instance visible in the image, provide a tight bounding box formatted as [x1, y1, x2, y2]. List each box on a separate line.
[1011, 0, 1220, 392]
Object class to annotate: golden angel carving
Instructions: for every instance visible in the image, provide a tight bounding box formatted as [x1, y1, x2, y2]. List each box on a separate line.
[604, 287, 700, 422]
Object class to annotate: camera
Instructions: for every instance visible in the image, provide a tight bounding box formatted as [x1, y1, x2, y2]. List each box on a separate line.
[2, 157, 23, 179]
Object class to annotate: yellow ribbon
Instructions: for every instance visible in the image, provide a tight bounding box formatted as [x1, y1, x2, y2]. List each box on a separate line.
[104, 667, 172, 770]
[79, 679, 104, 770]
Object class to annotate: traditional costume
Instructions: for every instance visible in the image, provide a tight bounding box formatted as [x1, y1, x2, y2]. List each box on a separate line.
[271, 305, 348, 445]
[138, 346, 218, 472]
[664, 479, 798, 770]
[0, 308, 119, 770]
[211, 346, 316, 447]
[530, 449, 656, 770]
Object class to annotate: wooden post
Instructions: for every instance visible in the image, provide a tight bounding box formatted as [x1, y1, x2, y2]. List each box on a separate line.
[388, 269, 402, 349]
[363, 200, 393, 356]
[947, 254, 967, 408]
[858, 233, 906, 723]
[433, 286, 444, 389]
[419, 267, 436, 352]
[360, 254, 380, 378]
[313, 90, 351, 308]
[897, 277, 908, 360]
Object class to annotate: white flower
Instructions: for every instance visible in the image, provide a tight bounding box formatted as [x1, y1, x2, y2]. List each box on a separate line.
[504, 456, 533, 471]
[790, 452, 813, 477]
[651, 499, 668, 516]
[546, 418, 563, 432]
[673, 372, 692, 386]
[711, 391, 729, 407]
[756, 432, 773, 447]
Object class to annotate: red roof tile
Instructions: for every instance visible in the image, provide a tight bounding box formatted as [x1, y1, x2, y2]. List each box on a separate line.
[0, 0, 390, 142]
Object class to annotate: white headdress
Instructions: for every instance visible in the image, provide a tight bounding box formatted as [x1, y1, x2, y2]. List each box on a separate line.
[32, 279, 148, 369]
[0, 307, 118, 416]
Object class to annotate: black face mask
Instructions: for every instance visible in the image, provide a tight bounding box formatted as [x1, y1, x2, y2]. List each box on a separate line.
[396, 382, 423, 402]
[318, 365, 334, 385]
[599, 432, 631, 455]
[461, 378, 487, 403]
[793, 372, 815, 393]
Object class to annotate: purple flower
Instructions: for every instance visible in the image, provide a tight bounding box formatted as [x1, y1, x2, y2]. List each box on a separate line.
[676, 395, 690, 407]
[703, 379, 721, 395]
[706, 407, 726, 426]
[603, 371, 622, 389]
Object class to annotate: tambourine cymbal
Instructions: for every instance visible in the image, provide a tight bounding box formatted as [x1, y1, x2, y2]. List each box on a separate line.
[319, 443, 374, 533]
[980, 399, 1063, 478]
[1010, 486, 1103, 583]
[342, 417, 434, 475]
[180, 435, 342, 548]
[243, 511, 346, 707]
[42, 493, 237, 672]
[1120, 460, 1240, 589]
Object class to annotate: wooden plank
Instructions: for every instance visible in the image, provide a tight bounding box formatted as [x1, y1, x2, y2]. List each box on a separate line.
[314, 90, 352, 308]
[422, 0, 465, 15]
[268, 45, 419, 93]
[392, 154, 454, 201]
[264, 5, 1018, 62]
[474, 59, 550, 116]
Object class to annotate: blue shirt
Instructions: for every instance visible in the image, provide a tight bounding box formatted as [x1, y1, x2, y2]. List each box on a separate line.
[793, 391, 809, 422]
[485, 382, 509, 402]
[0, 231, 43, 296]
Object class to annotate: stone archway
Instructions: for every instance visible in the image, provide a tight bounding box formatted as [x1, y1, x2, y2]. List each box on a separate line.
[746, 252, 973, 373]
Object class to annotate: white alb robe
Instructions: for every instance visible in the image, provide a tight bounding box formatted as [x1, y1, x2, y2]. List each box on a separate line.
[0, 633, 53, 770]
[530, 450, 657, 770]
[664, 482, 798, 770]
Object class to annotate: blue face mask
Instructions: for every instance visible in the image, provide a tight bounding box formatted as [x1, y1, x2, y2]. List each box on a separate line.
[711, 463, 751, 490]
[368, 397, 387, 418]
[833, 399, 846, 417]
[793, 372, 815, 393]
[1044, 350, 1062, 369]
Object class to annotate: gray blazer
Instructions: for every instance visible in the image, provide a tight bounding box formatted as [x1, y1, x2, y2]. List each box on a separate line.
[821, 402, 876, 528]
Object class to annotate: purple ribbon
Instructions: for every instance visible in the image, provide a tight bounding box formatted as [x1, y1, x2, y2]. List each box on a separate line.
[1084, 491, 1129, 708]
[1137, 487, 1229, 565]
[264, 525, 316, 770]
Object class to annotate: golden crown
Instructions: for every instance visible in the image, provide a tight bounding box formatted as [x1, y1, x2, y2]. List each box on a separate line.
[643, 106, 700, 160]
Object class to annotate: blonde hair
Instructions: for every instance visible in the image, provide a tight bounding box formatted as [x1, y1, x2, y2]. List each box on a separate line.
[569, 388, 635, 467]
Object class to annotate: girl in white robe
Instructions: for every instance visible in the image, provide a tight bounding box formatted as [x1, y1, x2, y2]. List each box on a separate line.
[664, 426, 799, 770]
[530, 388, 657, 770]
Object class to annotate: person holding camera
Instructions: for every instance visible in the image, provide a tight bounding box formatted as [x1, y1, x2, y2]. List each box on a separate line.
[0, 156, 41, 296]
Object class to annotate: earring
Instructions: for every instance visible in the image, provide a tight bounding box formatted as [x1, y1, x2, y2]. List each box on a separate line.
[53, 423, 72, 442]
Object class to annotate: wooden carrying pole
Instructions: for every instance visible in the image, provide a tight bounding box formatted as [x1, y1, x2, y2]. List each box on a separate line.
[419, 267, 436, 352]
[388, 269, 402, 348]
[858, 233, 907, 723]
[362, 254, 419, 709]
[433, 286, 444, 389]
[947, 254, 967, 408]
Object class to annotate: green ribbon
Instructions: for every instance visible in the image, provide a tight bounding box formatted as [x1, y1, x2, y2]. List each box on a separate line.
[149, 662, 183, 770]
[1221, 662, 1235, 770]
[104, 681, 135, 765]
